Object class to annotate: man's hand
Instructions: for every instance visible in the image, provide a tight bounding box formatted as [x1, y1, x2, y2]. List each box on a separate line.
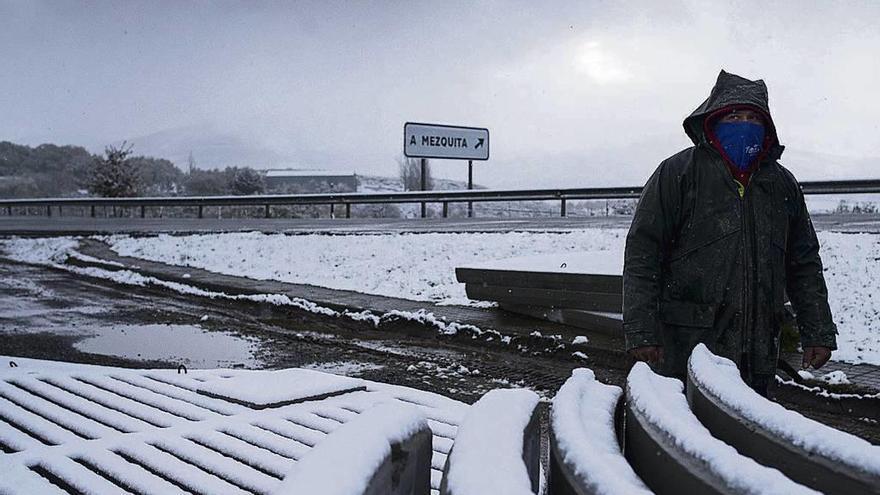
[802, 346, 832, 369]
[628, 346, 664, 364]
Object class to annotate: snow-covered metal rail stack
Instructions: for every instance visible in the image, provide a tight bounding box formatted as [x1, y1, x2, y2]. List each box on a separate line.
[455, 252, 624, 334]
[549, 369, 651, 495]
[440, 389, 541, 495]
[0, 357, 468, 495]
[623, 362, 818, 494]
[687, 344, 880, 494]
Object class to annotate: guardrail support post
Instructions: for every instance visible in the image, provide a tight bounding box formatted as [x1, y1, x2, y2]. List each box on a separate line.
[345, 203, 351, 219]
[561, 198, 567, 217]
[420, 158, 427, 218]
[198, 205, 203, 219]
[140, 205, 145, 218]
[442, 202, 448, 218]
[330, 203, 335, 218]
[47, 205, 52, 217]
[5, 206, 11, 216]
[90, 205, 95, 218]
[265, 204, 270, 218]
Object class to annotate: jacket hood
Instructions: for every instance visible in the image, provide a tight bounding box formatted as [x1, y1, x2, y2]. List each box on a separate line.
[683, 70, 783, 160]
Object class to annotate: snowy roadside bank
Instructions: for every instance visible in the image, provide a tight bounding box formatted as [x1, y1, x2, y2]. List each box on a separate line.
[104, 230, 879, 366]
[1, 229, 878, 367]
[0, 237, 601, 368]
[105, 230, 629, 307]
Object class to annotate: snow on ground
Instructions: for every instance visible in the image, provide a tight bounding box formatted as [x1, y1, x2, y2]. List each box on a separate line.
[102, 230, 879, 365]
[104, 230, 628, 306]
[813, 232, 880, 364]
[302, 361, 385, 377]
[1, 229, 879, 365]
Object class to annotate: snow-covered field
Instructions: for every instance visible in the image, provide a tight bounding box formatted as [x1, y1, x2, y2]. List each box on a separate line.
[1, 229, 878, 365]
[105, 230, 629, 307]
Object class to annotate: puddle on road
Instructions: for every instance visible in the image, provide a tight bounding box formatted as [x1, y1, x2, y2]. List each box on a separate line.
[74, 324, 262, 368]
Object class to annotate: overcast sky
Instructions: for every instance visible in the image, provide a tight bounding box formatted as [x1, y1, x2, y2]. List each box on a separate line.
[2, 0, 878, 187]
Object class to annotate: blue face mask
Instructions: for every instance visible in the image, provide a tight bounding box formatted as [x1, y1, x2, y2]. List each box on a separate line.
[713, 121, 765, 171]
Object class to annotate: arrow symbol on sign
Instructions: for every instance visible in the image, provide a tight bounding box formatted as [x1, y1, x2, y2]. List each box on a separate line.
[474, 138, 485, 149]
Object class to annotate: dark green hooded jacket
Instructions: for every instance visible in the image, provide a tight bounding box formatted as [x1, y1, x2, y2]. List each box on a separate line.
[623, 70, 837, 380]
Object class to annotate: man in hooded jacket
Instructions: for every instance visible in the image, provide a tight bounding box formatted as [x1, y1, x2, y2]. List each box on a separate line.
[623, 70, 837, 395]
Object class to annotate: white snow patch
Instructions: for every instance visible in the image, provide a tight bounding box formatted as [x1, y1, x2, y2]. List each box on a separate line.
[551, 368, 650, 494]
[689, 344, 880, 478]
[775, 376, 880, 400]
[443, 388, 539, 495]
[104, 230, 627, 306]
[820, 370, 850, 385]
[303, 361, 385, 377]
[816, 232, 880, 364]
[572, 335, 589, 345]
[797, 370, 815, 381]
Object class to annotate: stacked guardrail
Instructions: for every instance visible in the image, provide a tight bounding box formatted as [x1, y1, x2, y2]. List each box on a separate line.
[687, 344, 880, 494]
[542, 345, 880, 495]
[3, 348, 878, 495]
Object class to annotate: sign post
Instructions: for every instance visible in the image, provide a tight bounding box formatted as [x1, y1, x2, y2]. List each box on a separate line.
[468, 159, 473, 218]
[404, 122, 490, 218]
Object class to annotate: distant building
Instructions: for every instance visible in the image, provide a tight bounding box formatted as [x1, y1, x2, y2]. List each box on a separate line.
[263, 169, 358, 194]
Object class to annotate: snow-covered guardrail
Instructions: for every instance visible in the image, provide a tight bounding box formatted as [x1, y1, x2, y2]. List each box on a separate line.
[687, 344, 880, 494]
[549, 368, 651, 495]
[440, 388, 541, 495]
[624, 362, 817, 494]
[274, 402, 433, 495]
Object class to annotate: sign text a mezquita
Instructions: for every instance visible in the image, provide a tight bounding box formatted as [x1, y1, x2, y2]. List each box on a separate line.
[404, 122, 489, 161]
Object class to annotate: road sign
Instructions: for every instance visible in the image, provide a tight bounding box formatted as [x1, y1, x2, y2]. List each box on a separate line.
[404, 122, 489, 161]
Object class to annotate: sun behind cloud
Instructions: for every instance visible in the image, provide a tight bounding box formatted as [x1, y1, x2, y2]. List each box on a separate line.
[574, 40, 633, 85]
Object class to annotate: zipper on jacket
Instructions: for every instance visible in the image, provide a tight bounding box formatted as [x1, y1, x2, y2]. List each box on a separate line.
[739, 168, 765, 377]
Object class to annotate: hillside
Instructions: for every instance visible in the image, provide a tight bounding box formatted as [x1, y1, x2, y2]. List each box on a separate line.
[357, 174, 486, 193]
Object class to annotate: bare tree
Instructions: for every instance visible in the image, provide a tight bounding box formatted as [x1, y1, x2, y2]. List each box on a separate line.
[230, 167, 265, 195]
[398, 155, 433, 191]
[187, 151, 196, 174]
[88, 142, 140, 197]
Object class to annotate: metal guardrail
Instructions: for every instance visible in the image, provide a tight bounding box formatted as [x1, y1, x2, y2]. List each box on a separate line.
[0, 179, 878, 219]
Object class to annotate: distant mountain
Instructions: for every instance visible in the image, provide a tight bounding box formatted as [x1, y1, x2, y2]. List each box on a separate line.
[122, 124, 291, 170]
[119, 124, 878, 188]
